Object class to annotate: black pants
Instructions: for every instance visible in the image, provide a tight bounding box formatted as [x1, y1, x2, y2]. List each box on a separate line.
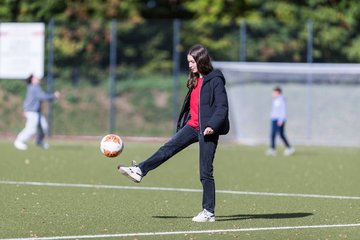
[36, 112, 45, 145]
[138, 125, 219, 214]
[271, 119, 291, 149]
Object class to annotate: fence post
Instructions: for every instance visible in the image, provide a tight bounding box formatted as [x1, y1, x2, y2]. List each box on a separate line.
[306, 19, 313, 140]
[172, 19, 181, 131]
[109, 19, 117, 133]
[239, 20, 246, 62]
[47, 19, 54, 137]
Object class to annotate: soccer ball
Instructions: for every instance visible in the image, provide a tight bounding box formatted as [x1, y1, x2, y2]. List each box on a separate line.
[100, 134, 124, 157]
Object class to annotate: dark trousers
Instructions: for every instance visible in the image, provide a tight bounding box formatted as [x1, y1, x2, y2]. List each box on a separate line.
[271, 119, 291, 149]
[36, 113, 45, 145]
[138, 125, 219, 214]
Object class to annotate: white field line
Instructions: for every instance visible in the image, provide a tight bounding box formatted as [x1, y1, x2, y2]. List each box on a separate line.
[1, 223, 360, 240]
[1, 180, 360, 200]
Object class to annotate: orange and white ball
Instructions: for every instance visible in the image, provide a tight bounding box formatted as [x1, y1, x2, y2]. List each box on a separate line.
[100, 134, 124, 157]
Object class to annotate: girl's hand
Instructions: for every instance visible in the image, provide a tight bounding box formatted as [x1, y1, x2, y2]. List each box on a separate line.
[204, 127, 214, 135]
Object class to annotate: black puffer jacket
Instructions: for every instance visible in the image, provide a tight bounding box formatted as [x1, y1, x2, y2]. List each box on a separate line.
[177, 69, 230, 135]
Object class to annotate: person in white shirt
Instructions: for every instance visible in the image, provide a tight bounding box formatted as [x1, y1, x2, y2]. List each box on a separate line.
[266, 86, 295, 156]
[14, 74, 60, 150]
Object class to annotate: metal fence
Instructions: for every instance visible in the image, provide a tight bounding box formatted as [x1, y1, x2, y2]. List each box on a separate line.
[1, 19, 359, 146]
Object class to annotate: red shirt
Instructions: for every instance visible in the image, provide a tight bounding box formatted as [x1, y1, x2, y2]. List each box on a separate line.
[187, 77, 202, 130]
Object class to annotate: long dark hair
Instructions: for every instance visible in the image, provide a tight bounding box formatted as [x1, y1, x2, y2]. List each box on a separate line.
[187, 44, 213, 89]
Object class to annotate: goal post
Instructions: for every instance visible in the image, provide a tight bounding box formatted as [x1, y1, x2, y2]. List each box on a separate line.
[214, 62, 360, 146]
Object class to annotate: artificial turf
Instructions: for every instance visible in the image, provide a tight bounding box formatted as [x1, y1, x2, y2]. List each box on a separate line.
[0, 139, 359, 239]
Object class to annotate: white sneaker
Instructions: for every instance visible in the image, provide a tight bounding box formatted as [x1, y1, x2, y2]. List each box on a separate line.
[192, 209, 215, 222]
[266, 148, 276, 156]
[118, 160, 143, 183]
[284, 147, 295, 156]
[14, 140, 27, 150]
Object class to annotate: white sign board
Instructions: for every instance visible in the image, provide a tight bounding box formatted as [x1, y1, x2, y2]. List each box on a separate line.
[0, 23, 45, 79]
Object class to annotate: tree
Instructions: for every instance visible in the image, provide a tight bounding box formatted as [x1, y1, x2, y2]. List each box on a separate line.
[183, 0, 360, 63]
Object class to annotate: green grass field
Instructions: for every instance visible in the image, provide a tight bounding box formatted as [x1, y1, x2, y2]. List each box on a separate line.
[0, 139, 359, 240]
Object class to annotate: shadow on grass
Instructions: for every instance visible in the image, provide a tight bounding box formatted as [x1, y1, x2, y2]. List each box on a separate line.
[153, 212, 313, 222]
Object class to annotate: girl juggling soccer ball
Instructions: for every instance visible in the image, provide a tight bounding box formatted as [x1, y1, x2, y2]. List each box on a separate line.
[118, 44, 230, 222]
